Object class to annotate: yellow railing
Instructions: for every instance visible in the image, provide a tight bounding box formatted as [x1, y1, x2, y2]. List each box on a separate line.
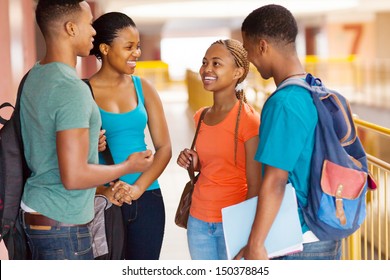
[343, 118, 390, 260]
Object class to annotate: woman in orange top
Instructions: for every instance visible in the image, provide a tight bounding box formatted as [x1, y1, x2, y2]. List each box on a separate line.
[177, 39, 261, 260]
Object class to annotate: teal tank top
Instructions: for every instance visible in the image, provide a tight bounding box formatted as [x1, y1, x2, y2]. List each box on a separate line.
[99, 75, 159, 190]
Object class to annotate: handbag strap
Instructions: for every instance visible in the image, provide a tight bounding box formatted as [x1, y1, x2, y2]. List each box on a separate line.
[83, 79, 118, 182]
[188, 107, 209, 182]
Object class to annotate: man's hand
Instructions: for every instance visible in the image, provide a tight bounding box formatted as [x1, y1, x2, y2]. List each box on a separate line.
[234, 244, 269, 260]
[125, 150, 154, 173]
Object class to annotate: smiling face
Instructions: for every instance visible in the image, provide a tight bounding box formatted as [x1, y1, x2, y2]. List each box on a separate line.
[199, 43, 242, 93]
[103, 26, 141, 75]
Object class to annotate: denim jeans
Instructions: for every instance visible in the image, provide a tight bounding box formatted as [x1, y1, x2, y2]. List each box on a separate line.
[272, 239, 342, 260]
[23, 220, 93, 260]
[121, 188, 165, 260]
[187, 214, 228, 260]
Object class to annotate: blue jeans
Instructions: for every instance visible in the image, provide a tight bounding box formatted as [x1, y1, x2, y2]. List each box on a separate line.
[22, 220, 93, 260]
[187, 214, 227, 260]
[273, 240, 342, 260]
[121, 188, 165, 260]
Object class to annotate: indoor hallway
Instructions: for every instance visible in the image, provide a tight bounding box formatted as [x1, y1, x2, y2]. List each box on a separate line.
[151, 83, 195, 260]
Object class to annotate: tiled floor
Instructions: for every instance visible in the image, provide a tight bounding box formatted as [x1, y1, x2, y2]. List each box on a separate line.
[150, 83, 195, 260]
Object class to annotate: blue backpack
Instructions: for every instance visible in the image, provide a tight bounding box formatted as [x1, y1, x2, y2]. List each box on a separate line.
[276, 73, 376, 241]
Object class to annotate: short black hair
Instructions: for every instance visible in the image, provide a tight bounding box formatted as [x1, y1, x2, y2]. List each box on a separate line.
[90, 12, 137, 60]
[241, 4, 298, 45]
[35, 0, 84, 36]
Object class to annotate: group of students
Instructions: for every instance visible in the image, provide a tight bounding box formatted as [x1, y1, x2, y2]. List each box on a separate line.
[17, 0, 341, 260]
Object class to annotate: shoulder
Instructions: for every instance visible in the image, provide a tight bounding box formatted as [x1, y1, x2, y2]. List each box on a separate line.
[134, 75, 158, 99]
[265, 85, 316, 116]
[236, 102, 260, 129]
[241, 102, 260, 119]
[261, 85, 317, 130]
[193, 106, 209, 123]
[134, 75, 153, 92]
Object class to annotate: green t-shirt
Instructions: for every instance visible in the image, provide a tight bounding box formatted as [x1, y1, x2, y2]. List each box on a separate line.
[255, 84, 318, 233]
[20, 62, 101, 224]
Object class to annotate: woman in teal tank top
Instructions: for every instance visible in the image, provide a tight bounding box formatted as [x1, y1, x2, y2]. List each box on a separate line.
[89, 12, 172, 260]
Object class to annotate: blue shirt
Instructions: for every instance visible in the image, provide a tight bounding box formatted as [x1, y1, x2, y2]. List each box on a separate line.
[99, 75, 159, 190]
[255, 84, 318, 233]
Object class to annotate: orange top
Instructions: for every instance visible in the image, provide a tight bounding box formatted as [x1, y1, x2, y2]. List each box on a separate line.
[190, 102, 260, 222]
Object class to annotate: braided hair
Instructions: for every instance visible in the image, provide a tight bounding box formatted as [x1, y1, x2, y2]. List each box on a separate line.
[211, 39, 250, 164]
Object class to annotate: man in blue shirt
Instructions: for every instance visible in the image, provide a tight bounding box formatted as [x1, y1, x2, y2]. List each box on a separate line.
[236, 4, 341, 260]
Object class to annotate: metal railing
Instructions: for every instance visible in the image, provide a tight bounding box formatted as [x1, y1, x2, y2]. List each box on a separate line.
[342, 118, 390, 260]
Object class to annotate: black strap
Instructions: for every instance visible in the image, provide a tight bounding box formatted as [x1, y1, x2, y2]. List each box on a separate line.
[83, 79, 116, 168]
[0, 102, 14, 125]
[187, 107, 209, 182]
[12, 71, 30, 170]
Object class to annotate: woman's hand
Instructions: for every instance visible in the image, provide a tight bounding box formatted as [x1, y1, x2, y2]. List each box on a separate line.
[98, 129, 107, 152]
[176, 148, 199, 170]
[125, 184, 143, 201]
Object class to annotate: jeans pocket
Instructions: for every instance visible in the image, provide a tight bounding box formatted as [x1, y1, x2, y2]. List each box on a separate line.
[70, 227, 93, 257]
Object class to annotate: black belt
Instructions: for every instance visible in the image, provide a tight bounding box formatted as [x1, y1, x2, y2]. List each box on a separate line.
[23, 212, 89, 227]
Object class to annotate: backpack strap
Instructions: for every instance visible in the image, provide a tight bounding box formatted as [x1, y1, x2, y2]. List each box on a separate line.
[276, 73, 356, 145]
[276, 75, 312, 92]
[15, 71, 31, 110]
[0, 103, 15, 125]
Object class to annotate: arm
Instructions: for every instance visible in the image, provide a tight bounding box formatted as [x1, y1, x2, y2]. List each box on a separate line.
[244, 136, 262, 199]
[235, 165, 288, 260]
[129, 78, 172, 200]
[57, 128, 153, 190]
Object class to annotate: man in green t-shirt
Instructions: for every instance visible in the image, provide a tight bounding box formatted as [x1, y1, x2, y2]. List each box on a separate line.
[20, 0, 153, 260]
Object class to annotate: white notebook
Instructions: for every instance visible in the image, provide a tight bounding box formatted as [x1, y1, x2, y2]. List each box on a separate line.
[222, 183, 303, 259]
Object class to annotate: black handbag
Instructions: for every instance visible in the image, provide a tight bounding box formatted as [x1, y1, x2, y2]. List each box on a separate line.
[174, 107, 209, 229]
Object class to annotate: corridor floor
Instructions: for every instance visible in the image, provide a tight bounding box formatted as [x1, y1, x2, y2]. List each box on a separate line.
[152, 83, 195, 260]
